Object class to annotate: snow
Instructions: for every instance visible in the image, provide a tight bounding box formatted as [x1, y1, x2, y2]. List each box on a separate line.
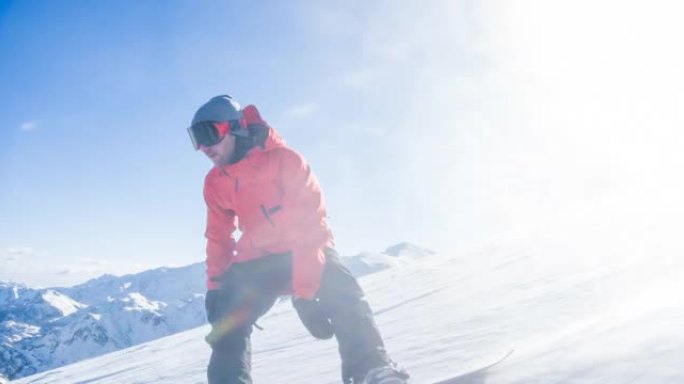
[1, 321, 40, 343]
[384, 243, 435, 259]
[12, 239, 684, 383]
[0, 263, 207, 380]
[342, 251, 407, 277]
[41, 290, 84, 317]
[122, 292, 164, 312]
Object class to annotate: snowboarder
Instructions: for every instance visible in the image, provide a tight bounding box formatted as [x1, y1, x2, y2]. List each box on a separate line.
[187, 95, 409, 384]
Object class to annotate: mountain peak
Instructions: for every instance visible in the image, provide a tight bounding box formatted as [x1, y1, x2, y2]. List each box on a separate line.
[383, 242, 435, 258]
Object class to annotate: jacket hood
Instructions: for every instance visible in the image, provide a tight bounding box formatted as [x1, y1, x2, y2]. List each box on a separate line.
[217, 122, 287, 172]
[241, 103, 286, 155]
[259, 124, 286, 151]
[210, 104, 287, 172]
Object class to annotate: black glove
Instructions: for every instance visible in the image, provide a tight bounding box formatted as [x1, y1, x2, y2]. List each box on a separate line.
[205, 290, 220, 324]
[293, 297, 334, 340]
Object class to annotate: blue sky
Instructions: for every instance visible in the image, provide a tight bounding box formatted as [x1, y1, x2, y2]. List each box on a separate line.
[2, 1, 684, 287]
[0, 1, 486, 286]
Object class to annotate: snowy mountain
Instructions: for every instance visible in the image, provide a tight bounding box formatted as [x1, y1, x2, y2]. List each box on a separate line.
[9, 239, 684, 383]
[0, 263, 206, 381]
[342, 243, 435, 277]
[0, 243, 433, 381]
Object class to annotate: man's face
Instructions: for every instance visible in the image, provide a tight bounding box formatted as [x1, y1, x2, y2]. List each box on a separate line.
[200, 133, 236, 166]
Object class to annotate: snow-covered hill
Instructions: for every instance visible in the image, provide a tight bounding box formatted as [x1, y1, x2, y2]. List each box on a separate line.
[11, 239, 684, 383]
[342, 242, 435, 277]
[0, 243, 432, 381]
[0, 263, 206, 380]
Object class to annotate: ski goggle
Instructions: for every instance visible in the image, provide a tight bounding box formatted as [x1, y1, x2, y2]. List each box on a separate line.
[187, 120, 240, 150]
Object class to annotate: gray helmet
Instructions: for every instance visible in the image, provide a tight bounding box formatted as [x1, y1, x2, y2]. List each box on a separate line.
[190, 95, 249, 137]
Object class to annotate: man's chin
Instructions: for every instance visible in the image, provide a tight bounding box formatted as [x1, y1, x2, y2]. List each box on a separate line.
[210, 156, 230, 166]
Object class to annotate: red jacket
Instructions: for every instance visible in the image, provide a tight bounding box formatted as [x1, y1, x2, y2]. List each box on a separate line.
[203, 112, 334, 299]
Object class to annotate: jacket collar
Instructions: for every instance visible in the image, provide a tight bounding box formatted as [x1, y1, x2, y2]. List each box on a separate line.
[217, 126, 286, 176]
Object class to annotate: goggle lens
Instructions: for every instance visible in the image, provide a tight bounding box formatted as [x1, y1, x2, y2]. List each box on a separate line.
[187, 121, 222, 150]
[187, 119, 246, 150]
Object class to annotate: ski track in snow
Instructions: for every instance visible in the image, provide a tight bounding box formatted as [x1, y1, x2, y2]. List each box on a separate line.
[12, 241, 684, 383]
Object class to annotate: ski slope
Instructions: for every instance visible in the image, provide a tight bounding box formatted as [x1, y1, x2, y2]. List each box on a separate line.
[13, 239, 684, 383]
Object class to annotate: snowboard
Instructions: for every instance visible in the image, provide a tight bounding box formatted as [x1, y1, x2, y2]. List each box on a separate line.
[430, 349, 514, 384]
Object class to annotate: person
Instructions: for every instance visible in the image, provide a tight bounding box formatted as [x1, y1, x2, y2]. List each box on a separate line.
[187, 95, 409, 384]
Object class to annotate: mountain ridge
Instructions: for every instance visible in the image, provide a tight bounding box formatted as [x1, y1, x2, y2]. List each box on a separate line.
[0, 242, 433, 380]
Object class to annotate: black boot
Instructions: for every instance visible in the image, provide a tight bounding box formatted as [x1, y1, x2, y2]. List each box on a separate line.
[360, 361, 410, 384]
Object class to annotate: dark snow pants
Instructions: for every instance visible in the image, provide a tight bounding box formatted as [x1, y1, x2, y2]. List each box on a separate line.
[206, 248, 390, 384]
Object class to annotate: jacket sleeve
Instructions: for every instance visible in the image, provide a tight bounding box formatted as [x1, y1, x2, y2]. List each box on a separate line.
[279, 149, 329, 243]
[203, 179, 237, 291]
[279, 149, 330, 298]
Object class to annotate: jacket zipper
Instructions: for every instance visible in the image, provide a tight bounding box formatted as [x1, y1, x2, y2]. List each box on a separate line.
[260, 204, 276, 226]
